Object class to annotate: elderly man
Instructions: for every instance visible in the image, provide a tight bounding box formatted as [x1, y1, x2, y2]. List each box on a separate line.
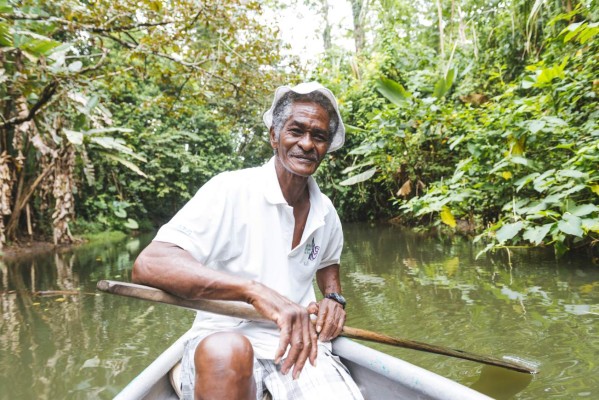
[132, 82, 363, 400]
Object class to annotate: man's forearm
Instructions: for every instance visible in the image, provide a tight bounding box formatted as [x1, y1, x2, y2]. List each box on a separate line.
[316, 264, 342, 295]
[132, 241, 260, 303]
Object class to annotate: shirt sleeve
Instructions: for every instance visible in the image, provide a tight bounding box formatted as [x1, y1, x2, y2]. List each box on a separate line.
[318, 206, 343, 269]
[153, 172, 239, 265]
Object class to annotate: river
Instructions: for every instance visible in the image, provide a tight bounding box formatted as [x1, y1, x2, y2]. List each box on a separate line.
[1, 224, 597, 399]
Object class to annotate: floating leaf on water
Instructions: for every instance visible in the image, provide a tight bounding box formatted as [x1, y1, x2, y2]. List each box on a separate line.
[55, 297, 66, 302]
[32, 302, 40, 306]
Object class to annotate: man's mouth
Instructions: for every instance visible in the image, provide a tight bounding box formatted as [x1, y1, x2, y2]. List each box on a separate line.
[290, 153, 317, 162]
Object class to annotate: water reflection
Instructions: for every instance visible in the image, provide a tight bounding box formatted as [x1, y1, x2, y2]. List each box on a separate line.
[0, 235, 193, 400]
[0, 225, 597, 399]
[340, 223, 599, 399]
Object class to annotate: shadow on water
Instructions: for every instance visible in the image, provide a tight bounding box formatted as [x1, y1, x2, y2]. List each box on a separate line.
[470, 365, 535, 399]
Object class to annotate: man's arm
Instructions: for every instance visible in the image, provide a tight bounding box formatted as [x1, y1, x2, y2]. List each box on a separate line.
[132, 241, 318, 379]
[314, 264, 346, 342]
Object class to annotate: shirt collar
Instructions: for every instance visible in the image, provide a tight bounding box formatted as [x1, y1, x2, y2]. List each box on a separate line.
[263, 157, 328, 219]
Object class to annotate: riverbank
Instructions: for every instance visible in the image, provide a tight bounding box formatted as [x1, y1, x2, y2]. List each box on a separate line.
[0, 231, 129, 261]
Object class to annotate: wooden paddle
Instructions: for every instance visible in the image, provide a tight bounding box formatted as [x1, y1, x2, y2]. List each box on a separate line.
[97, 280, 537, 374]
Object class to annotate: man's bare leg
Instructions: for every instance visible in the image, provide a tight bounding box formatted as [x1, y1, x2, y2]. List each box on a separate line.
[194, 332, 257, 400]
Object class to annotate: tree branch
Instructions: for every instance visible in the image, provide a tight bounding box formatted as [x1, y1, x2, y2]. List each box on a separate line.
[0, 81, 59, 129]
[100, 33, 245, 94]
[0, 12, 178, 33]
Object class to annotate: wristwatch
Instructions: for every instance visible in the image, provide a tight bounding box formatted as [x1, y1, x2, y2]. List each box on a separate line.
[325, 292, 346, 309]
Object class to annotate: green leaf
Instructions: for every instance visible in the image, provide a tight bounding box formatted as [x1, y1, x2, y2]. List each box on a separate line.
[100, 152, 147, 178]
[113, 208, 127, 218]
[0, 0, 13, 13]
[0, 22, 13, 47]
[495, 221, 524, 243]
[558, 213, 583, 237]
[339, 168, 377, 186]
[528, 120, 546, 134]
[375, 77, 411, 106]
[345, 124, 368, 133]
[63, 129, 84, 145]
[523, 223, 553, 245]
[341, 161, 374, 174]
[87, 127, 134, 135]
[557, 169, 587, 179]
[91, 136, 146, 161]
[581, 218, 599, 233]
[514, 173, 540, 192]
[123, 218, 139, 230]
[569, 204, 599, 217]
[433, 78, 447, 99]
[445, 68, 456, 91]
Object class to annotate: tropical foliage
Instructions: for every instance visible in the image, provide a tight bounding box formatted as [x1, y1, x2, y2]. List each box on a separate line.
[313, 0, 598, 256]
[0, 0, 285, 246]
[1, 0, 597, 257]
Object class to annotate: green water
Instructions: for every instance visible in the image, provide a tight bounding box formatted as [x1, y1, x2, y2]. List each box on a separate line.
[1, 224, 597, 399]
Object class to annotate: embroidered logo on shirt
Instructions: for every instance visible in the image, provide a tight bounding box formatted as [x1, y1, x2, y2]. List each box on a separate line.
[305, 238, 320, 261]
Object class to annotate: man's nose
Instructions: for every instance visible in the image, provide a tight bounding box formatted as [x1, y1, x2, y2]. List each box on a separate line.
[298, 133, 315, 151]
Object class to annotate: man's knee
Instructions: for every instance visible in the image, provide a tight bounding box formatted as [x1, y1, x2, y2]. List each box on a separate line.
[194, 332, 254, 377]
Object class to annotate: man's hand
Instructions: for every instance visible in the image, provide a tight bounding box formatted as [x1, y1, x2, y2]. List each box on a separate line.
[248, 283, 318, 380]
[312, 298, 346, 342]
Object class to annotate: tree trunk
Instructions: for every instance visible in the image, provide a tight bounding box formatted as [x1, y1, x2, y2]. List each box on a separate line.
[321, 0, 332, 52]
[349, 0, 367, 53]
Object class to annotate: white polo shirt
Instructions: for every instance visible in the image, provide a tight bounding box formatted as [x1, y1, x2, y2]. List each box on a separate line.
[153, 157, 343, 359]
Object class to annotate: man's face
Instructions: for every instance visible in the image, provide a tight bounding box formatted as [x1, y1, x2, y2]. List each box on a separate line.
[270, 101, 331, 177]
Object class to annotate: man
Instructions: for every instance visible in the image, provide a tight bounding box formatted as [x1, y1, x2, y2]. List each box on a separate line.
[132, 82, 363, 400]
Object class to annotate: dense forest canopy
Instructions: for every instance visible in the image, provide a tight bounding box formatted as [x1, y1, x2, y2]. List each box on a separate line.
[0, 0, 597, 256]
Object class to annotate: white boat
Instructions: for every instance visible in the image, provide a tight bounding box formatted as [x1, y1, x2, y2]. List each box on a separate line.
[115, 330, 492, 400]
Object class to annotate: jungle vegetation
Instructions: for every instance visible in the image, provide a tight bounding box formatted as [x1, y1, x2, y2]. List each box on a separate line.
[0, 0, 597, 256]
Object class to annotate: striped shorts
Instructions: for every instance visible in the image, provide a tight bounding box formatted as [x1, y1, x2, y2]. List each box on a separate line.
[180, 333, 364, 400]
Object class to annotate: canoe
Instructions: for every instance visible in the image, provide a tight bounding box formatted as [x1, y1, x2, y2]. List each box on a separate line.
[115, 329, 492, 400]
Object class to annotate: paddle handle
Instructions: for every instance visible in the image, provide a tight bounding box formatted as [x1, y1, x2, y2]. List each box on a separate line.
[97, 280, 537, 374]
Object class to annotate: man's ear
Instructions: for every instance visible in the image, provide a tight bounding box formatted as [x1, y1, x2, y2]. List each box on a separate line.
[269, 126, 277, 149]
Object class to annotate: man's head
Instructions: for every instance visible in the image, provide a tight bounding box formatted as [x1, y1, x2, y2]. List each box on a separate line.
[263, 82, 345, 153]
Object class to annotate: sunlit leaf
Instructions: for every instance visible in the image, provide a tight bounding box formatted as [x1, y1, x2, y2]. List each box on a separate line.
[528, 120, 546, 134]
[0, 22, 12, 47]
[63, 129, 83, 145]
[523, 223, 553, 245]
[339, 168, 376, 186]
[341, 161, 374, 174]
[496, 221, 524, 243]
[569, 204, 599, 217]
[100, 152, 147, 178]
[375, 77, 411, 106]
[440, 206, 456, 228]
[123, 218, 139, 230]
[558, 214, 583, 237]
[113, 208, 127, 218]
[557, 169, 587, 179]
[581, 218, 599, 233]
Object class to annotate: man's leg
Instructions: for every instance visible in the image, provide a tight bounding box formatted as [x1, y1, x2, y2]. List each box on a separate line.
[194, 332, 257, 400]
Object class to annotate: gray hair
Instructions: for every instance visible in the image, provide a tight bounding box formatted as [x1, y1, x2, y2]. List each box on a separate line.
[272, 91, 339, 143]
